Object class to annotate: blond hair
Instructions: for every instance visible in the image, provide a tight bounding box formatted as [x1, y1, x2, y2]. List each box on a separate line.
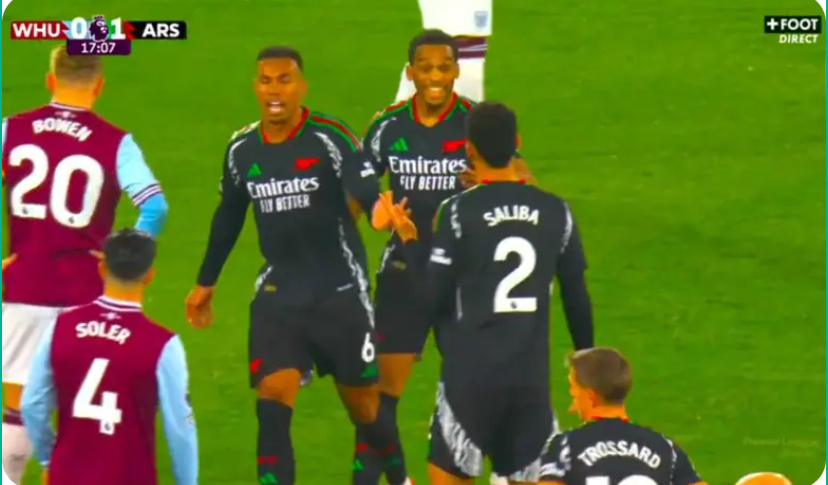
[49, 45, 101, 84]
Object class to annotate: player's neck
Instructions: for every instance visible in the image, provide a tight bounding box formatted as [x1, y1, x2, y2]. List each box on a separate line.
[261, 108, 306, 143]
[587, 405, 629, 421]
[475, 163, 522, 183]
[103, 284, 144, 305]
[50, 90, 95, 110]
[412, 94, 454, 127]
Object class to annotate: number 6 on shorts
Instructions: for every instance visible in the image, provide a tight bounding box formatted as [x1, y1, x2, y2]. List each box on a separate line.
[361, 332, 376, 363]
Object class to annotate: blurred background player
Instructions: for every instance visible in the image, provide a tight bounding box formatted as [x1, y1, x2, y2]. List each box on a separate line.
[539, 348, 705, 485]
[395, 0, 491, 102]
[425, 102, 594, 485]
[1, 46, 168, 484]
[185, 47, 415, 485]
[20, 229, 197, 485]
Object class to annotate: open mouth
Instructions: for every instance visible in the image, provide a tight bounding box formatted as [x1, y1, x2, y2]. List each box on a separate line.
[266, 100, 286, 114]
[426, 86, 446, 100]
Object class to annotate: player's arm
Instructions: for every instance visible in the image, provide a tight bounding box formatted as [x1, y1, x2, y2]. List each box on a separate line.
[116, 134, 169, 238]
[349, 114, 390, 221]
[195, 142, 251, 287]
[671, 443, 708, 485]
[20, 320, 58, 469]
[538, 433, 573, 485]
[426, 198, 460, 335]
[157, 336, 199, 485]
[556, 206, 594, 350]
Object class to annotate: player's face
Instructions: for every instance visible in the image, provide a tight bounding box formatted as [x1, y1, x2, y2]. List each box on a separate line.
[254, 58, 307, 123]
[567, 369, 594, 421]
[407, 44, 459, 106]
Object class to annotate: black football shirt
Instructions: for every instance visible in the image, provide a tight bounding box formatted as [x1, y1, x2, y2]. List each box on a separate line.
[196, 108, 380, 305]
[427, 181, 588, 388]
[540, 418, 703, 485]
[364, 94, 475, 272]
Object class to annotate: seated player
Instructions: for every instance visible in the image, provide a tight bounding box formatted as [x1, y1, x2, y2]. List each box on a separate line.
[2, 45, 167, 484]
[396, 0, 493, 102]
[20, 229, 197, 485]
[185, 47, 415, 485]
[424, 101, 594, 485]
[539, 347, 707, 485]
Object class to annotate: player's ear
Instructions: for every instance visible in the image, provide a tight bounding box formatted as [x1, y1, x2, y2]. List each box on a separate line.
[93, 76, 105, 98]
[142, 267, 156, 286]
[405, 63, 415, 82]
[97, 261, 107, 280]
[515, 134, 522, 151]
[46, 72, 56, 93]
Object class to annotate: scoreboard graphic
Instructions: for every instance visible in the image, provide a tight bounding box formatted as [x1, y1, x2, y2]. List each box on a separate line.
[10, 15, 188, 55]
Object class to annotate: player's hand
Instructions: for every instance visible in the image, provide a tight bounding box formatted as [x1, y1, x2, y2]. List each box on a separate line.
[185, 286, 214, 329]
[389, 197, 418, 242]
[512, 157, 536, 185]
[370, 191, 407, 230]
[2, 254, 17, 271]
[459, 167, 478, 188]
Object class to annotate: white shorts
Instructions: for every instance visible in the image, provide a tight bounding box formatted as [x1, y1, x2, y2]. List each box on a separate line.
[419, 0, 493, 36]
[2, 303, 63, 385]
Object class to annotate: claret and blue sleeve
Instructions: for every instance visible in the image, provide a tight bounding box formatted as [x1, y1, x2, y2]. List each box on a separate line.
[116, 134, 169, 237]
[20, 321, 58, 468]
[156, 336, 199, 485]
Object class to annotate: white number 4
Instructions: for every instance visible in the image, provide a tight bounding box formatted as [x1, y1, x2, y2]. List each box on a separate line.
[72, 358, 122, 435]
[493, 236, 538, 313]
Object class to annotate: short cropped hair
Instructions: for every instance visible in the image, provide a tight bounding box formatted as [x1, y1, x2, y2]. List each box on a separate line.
[50, 45, 101, 84]
[408, 29, 458, 64]
[466, 101, 518, 168]
[568, 347, 632, 405]
[103, 228, 157, 282]
[257, 46, 303, 71]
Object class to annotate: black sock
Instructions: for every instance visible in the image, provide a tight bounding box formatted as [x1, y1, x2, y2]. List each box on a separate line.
[256, 399, 295, 485]
[352, 393, 400, 485]
[357, 393, 407, 485]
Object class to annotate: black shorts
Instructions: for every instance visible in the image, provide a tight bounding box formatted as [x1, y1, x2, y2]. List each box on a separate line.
[374, 261, 435, 354]
[248, 287, 378, 388]
[427, 380, 557, 480]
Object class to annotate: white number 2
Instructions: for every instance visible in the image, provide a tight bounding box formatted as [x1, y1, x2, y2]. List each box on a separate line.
[493, 236, 537, 313]
[587, 475, 659, 485]
[361, 332, 376, 362]
[8, 144, 104, 228]
[72, 358, 123, 435]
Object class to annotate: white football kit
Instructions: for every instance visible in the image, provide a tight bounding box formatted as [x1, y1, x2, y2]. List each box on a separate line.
[395, 0, 492, 103]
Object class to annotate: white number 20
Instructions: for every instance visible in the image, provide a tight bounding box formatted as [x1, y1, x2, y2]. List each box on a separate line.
[8, 144, 104, 228]
[493, 236, 537, 313]
[587, 475, 659, 485]
[72, 358, 123, 435]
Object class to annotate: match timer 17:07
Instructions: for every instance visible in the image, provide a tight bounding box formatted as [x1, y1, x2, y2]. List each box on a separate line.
[66, 39, 132, 56]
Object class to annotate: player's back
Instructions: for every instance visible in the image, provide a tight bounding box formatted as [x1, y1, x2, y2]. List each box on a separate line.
[2, 103, 125, 307]
[439, 181, 573, 387]
[49, 297, 175, 485]
[542, 418, 700, 485]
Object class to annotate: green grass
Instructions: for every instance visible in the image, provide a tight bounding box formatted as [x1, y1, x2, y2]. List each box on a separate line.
[3, 0, 826, 483]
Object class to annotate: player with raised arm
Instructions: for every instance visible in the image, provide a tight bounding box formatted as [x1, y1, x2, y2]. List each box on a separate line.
[395, 0, 492, 102]
[184, 47, 415, 485]
[1, 46, 168, 484]
[424, 102, 594, 485]
[539, 348, 706, 485]
[20, 229, 197, 485]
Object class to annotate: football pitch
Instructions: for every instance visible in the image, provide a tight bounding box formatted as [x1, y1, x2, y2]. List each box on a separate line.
[2, 0, 826, 483]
